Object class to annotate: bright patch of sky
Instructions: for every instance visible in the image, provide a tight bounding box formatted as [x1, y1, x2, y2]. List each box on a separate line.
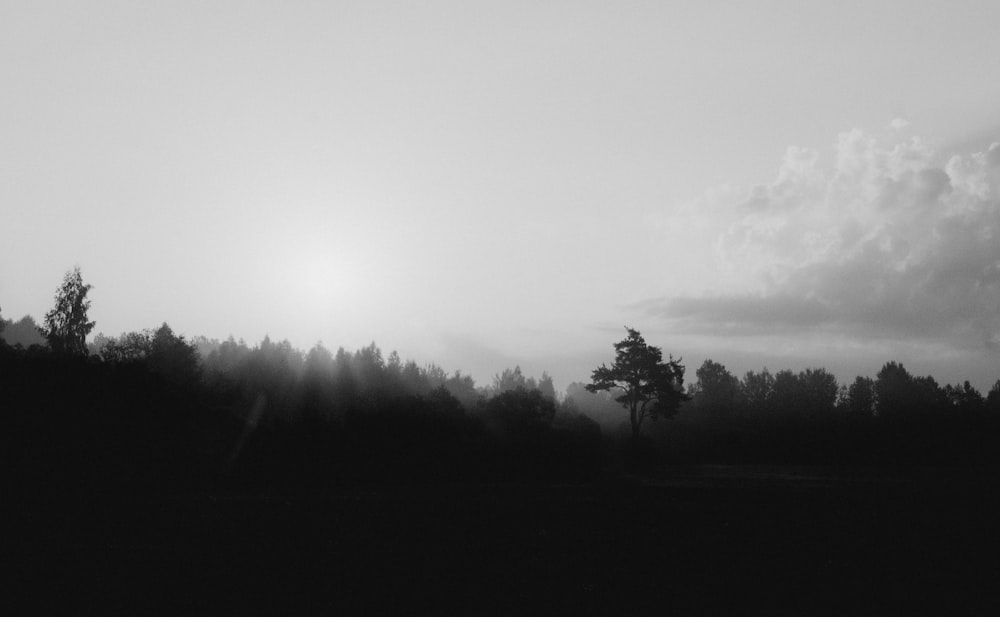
[2, 1, 998, 391]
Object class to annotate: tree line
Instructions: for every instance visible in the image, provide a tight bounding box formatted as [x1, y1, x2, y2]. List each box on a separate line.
[2, 269, 604, 499]
[566, 343, 1000, 466]
[684, 359, 1000, 419]
[4, 267, 1000, 494]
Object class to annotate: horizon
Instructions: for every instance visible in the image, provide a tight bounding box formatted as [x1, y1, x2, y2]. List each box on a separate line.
[2, 1, 998, 394]
[5, 296, 997, 398]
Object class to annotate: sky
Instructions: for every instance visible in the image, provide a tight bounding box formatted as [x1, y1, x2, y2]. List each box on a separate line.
[2, 1, 999, 393]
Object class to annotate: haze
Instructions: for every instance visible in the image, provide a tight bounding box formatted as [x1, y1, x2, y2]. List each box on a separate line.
[2, 1, 998, 392]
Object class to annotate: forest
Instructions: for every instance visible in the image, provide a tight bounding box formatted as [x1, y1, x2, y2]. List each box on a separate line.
[5, 268, 1000, 497]
[6, 268, 1000, 614]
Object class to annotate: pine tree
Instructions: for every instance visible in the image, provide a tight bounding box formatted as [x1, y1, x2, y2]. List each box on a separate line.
[587, 327, 688, 438]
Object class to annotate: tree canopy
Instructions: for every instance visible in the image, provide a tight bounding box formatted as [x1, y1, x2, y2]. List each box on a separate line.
[40, 267, 95, 356]
[690, 359, 742, 416]
[587, 327, 688, 438]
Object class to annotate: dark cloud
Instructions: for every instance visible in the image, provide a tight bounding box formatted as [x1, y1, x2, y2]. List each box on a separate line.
[638, 294, 833, 335]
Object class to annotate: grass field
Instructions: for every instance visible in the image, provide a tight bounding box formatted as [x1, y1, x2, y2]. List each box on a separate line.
[11, 465, 1000, 615]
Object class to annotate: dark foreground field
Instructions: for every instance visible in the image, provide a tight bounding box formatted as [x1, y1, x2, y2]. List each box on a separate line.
[11, 466, 1000, 616]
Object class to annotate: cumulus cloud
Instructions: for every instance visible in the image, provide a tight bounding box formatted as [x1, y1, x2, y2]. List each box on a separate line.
[648, 130, 1000, 351]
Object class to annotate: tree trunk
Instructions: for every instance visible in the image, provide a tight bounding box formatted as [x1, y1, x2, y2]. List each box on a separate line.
[630, 405, 640, 439]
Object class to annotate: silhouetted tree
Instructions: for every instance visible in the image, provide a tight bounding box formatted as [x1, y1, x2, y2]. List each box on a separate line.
[203, 336, 252, 380]
[5, 315, 46, 348]
[40, 267, 95, 356]
[587, 327, 688, 438]
[302, 343, 337, 416]
[352, 341, 385, 389]
[741, 368, 774, 415]
[304, 343, 335, 379]
[537, 372, 557, 401]
[761, 368, 839, 416]
[845, 376, 876, 417]
[490, 366, 556, 403]
[384, 350, 403, 391]
[483, 387, 556, 438]
[493, 366, 528, 394]
[904, 375, 947, 415]
[97, 323, 199, 385]
[798, 368, 839, 416]
[874, 362, 952, 417]
[875, 361, 914, 417]
[690, 359, 742, 416]
[986, 380, 1000, 414]
[100, 330, 154, 363]
[769, 369, 802, 416]
[205, 335, 304, 417]
[443, 370, 480, 409]
[146, 324, 200, 386]
[943, 381, 984, 413]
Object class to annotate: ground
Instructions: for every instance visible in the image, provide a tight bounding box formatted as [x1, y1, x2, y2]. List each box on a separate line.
[11, 466, 1000, 615]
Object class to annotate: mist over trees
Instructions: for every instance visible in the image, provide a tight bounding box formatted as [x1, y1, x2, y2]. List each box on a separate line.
[97, 323, 201, 386]
[4, 267, 1000, 496]
[6, 267, 1000, 616]
[586, 327, 688, 438]
[0, 313, 46, 348]
[4, 268, 609, 493]
[490, 365, 557, 401]
[653, 357, 1000, 465]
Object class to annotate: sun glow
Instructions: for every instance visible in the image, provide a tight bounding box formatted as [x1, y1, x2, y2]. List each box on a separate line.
[283, 251, 365, 312]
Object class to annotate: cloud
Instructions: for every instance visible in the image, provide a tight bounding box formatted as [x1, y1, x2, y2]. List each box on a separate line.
[647, 131, 1000, 351]
[889, 117, 910, 131]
